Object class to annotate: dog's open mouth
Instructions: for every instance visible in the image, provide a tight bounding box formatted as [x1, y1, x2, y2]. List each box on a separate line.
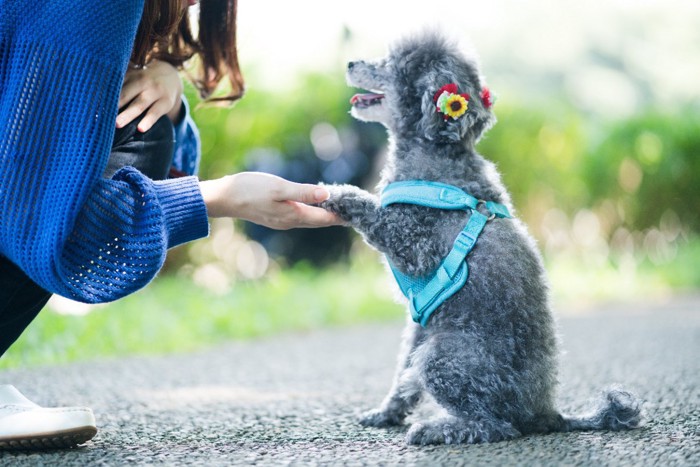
[350, 92, 385, 109]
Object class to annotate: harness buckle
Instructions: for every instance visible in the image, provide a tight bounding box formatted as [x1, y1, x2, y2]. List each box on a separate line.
[453, 230, 475, 251]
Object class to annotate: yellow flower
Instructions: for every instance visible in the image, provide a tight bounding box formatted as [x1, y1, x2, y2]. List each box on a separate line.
[444, 94, 469, 119]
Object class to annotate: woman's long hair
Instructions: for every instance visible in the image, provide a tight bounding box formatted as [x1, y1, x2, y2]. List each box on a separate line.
[131, 0, 245, 103]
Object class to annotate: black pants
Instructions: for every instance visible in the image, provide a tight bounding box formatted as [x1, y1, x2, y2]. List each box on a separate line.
[0, 115, 175, 357]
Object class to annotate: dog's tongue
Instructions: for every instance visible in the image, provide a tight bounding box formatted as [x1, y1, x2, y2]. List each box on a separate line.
[350, 93, 385, 107]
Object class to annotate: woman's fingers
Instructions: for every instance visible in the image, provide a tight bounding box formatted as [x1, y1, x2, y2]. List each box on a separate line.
[136, 99, 171, 132]
[116, 93, 150, 128]
[118, 74, 144, 110]
[287, 202, 344, 228]
[275, 179, 330, 205]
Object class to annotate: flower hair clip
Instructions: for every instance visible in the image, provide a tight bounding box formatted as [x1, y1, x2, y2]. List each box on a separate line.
[433, 83, 470, 120]
[433, 83, 496, 121]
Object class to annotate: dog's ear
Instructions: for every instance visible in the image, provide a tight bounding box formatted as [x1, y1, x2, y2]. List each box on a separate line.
[462, 88, 496, 143]
[419, 74, 495, 144]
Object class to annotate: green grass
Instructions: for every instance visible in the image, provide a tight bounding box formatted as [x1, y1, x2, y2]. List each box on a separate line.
[2, 238, 698, 371]
[0, 258, 403, 370]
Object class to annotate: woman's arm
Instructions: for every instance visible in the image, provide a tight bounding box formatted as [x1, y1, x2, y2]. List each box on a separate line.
[0, 1, 339, 304]
[200, 173, 340, 230]
[0, 1, 203, 303]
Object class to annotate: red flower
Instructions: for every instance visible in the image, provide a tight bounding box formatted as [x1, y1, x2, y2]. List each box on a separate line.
[480, 87, 493, 109]
[433, 83, 459, 102]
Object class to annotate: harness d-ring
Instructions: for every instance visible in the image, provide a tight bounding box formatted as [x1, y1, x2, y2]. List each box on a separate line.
[477, 200, 496, 221]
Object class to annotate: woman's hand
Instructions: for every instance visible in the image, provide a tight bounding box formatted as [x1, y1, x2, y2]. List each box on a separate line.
[116, 60, 183, 132]
[199, 172, 343, 229]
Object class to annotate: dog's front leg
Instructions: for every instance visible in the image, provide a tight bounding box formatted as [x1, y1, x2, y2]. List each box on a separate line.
[320, 184, 390, 253]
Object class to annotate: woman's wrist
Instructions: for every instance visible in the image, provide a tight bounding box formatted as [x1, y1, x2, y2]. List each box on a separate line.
[199, 175, 236, 218]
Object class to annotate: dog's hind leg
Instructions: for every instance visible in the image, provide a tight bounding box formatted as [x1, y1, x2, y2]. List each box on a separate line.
[407, 331, 523, 445]
[359, 322, 426, 427]
[406, 414, 520, 445]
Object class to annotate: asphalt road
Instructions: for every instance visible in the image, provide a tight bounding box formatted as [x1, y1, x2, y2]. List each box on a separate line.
[0, 295, 698, 466]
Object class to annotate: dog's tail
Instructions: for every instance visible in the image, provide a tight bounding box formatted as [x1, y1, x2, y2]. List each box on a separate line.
[556, 386, 643, 432]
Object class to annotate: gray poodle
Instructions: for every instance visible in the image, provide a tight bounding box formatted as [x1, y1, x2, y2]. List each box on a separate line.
[321, 31, 642, 445]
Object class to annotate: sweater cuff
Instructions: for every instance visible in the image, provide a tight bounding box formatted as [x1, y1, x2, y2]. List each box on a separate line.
[153, 176, 210, 248]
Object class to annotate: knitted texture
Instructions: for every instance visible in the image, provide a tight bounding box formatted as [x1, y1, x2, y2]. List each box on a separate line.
[0, 0, 209, 303]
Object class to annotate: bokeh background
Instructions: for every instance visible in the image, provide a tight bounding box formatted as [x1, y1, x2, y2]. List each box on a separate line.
[3, 0, 698, 368]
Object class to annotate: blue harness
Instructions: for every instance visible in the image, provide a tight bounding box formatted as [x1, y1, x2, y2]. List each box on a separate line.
[380, 180, 512, 327]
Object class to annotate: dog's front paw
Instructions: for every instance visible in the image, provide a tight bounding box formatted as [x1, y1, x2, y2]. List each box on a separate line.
[358, 408, 404, 428]
[318, 195, 342, 217]
[318, 185, 346, 217]
[318, 184, 377, 224]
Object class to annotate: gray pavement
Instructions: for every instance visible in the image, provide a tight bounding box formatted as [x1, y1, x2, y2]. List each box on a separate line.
[0, 295, 698, 466]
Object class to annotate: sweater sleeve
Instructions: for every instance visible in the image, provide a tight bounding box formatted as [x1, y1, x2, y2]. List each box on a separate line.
[0, 0, 209, 303]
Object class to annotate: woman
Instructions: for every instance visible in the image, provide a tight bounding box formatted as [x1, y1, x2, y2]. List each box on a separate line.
[0, 0, 339, 449]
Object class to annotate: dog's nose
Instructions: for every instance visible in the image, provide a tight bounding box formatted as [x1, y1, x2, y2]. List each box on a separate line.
[347, 61, 356, 71]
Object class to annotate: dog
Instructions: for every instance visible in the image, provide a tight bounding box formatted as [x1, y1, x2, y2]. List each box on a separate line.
[321, 31, 642, 445]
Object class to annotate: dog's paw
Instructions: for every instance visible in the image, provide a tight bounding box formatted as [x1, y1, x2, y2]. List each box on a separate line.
[405, 418, 521, 445]
[318, 184, 378, 224]
[358, 408, 404, 428]
[405, 422, 448, 445]
[406, 420, 476, 445]
[318, 185, 346, 216]
[318, 196, 341, 216]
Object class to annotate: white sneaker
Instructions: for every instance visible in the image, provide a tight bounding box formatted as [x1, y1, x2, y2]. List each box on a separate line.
[0, 385, 96, 450]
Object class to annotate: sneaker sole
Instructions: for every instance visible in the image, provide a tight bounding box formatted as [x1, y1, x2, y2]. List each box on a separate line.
[0, 426, 97, 450]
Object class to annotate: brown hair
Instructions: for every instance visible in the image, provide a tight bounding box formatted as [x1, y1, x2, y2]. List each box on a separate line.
[131, 0, 245, 103]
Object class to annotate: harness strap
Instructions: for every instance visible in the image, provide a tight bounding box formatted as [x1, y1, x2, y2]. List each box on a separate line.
[381, 181, 479, 211]
[380, 180, 511, 327]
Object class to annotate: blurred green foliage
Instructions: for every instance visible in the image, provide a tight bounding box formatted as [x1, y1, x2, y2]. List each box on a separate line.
[582, 109, 700, 232]
[480, 102, 700, 244]
[189, 72, 356, 179]
[477, 103, 589, 231]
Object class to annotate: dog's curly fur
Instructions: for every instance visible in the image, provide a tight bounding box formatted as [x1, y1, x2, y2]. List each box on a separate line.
[321, 31, 642, 445]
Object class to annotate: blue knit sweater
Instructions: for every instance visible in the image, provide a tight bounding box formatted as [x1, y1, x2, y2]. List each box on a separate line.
[0, 0, 210, 303]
